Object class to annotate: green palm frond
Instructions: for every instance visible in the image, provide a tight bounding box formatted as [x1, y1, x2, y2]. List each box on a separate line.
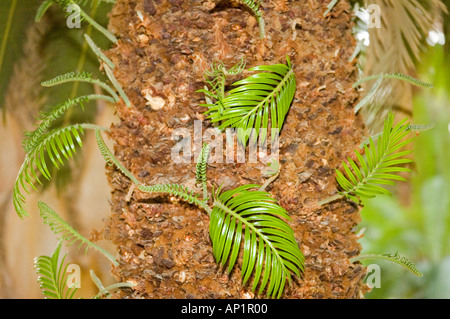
[34, 240, 78, 299]
[364, 0, 446, 75]
[13, 123, 105, 218]
[38, 201, 118, 265]
[196, 143, 210, 200]
[204, 58, 296, 148]
[320, 112, 414, 205]
[210, 185, 304, 298]
[99, 134, 303, 298]
[23, 94, 114, 153]
[351, 252, 423, 277]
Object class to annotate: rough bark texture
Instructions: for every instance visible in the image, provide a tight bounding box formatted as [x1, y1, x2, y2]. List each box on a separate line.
[102, 0, 369, 298]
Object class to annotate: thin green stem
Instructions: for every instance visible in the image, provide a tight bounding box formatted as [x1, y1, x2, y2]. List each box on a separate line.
[80, 123, 109, 131]
[318, 193, 344, 206]
[84, 33, 115, 69]
[259, 171, 279, 192]
[0, 0, 17, 75]
[350, 254, 423, 277]
[257, 14, 266, 39]
[353, 73, 433, 89]
[93, 282, 135, 299]
[70, 4, 98, 100]
[104, 64, 130, 107]
[78, 4, 117, 43]
[0, 0, 17, 123]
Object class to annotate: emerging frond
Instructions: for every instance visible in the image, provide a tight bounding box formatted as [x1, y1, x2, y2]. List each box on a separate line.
[38, 201, 118, 265]
[204, 58, 296, 148]
[138, 183, 204, 208]
[210, 185, 304, 298]
[13, 124, 85, 218]
[41, 71, 93, 86]
[238, 0, 266, 38]
[351, 252, 423, 277]
[95, 129, 139, 185]
[353, 73, 432, 114]
[197, 59, 246, 116]
[359, 122, 435, 148]
[353, 72, 433, 90]
[41, 72, 119, 101]
[34, 240, 78, 299]
[196, 143, 210, 200]
[320, 112, 414, 205]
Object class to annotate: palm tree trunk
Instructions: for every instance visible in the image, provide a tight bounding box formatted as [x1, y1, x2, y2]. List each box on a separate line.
[103, 0, 368, 298]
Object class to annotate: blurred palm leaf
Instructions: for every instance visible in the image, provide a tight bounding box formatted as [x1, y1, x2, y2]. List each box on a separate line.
[359, 45, 450, 298]
[0, 0, 41, 116]
[360, 0, 447, 130]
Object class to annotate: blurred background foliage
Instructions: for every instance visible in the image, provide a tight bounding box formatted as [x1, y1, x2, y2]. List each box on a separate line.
[0, 0, 449, 298]
[1, 0, 113, 189]
[0, 0, 117, 299]
[359, 44, 450, 298]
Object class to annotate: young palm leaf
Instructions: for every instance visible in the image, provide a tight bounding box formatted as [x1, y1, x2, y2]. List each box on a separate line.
[238, 0, 266, 38]
[13, 123, 106, 218]
[351, 252, 422, 277]
[204, 58, 296, 148]
[196, 143, 210, 200]
[34, 240, 78, 299]
[210, 184, 304, 298]
[23, 94, 114, 153]
[38, 201, 118, 265]
[197, 59, 246, 116]
[321, 112, 414, 205]
[41, 71, 119, 102]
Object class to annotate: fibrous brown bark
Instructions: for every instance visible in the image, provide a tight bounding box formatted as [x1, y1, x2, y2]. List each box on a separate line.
[102, 0, 368, 298]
